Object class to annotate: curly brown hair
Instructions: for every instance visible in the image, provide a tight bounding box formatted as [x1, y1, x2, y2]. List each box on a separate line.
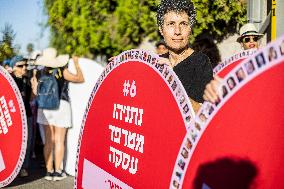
[157, 0, 196, 28]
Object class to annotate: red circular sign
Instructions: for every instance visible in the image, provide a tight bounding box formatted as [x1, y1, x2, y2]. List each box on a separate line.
[75, 50, 194, 188]
[184, 61, 284, 189]
[0, 67, 27, 187]
[179, 38, 284, 189]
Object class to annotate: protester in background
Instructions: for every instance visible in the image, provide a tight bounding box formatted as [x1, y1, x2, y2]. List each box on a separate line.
[237, 23, 263, 50]
[2, 59, 13, 73]
[31, 48, 84, 181]
[192, 33, 221, 69]
[157, 0, 213, 113]
[27, 50, 42, 159]
[155, 39, 168, 55]
[10, 55, 32, 177]
[203, 23, 264, 103]
[28, 52, 46, 147]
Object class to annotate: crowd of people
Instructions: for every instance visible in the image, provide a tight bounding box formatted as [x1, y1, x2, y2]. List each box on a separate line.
[1, 48, 84, 181]
[0, 0, 264, 185]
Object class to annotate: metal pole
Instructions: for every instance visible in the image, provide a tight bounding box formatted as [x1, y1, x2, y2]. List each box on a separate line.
[247, 0, 263, 30]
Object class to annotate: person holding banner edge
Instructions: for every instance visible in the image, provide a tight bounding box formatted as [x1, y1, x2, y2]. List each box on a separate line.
[157, 0, 213, 113]
[203, 23, 264, 103]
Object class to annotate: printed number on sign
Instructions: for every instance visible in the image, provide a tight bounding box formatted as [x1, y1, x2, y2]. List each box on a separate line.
[123, 80, 136, 98]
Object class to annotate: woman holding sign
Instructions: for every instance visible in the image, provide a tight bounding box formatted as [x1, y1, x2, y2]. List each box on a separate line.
[157, 0, 213, 113]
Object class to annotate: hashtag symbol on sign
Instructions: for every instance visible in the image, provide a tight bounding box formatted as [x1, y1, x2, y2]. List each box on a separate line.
[123, 80, 130, 96]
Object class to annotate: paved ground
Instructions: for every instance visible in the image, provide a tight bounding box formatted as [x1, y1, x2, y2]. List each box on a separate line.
[5, 176, 74, 189]
[4, 146, 74, 189]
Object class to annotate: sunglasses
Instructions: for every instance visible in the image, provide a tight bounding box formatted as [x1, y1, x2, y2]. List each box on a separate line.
[16, 64, 27, 68]
[242, 36, 259, 43]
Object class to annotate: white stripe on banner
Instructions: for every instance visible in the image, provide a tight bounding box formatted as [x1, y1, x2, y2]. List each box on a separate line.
[82, 159, 133, 189]
[0, 150, 5, 172]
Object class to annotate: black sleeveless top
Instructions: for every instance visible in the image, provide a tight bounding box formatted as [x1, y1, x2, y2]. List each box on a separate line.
[161, 51, 213, 103]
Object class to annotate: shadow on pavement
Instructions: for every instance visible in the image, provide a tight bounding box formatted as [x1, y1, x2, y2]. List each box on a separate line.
[5, 147, 46, 188]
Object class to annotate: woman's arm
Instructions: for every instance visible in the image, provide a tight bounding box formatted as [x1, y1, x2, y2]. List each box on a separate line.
[30, 75, 38, 95]
[63, 56, 85, 83]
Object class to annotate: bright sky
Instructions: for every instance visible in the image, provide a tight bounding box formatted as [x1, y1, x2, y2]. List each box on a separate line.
[0, 0, 49, 55]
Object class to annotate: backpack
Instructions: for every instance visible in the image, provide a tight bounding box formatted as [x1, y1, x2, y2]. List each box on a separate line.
[36, 70, 60, 110]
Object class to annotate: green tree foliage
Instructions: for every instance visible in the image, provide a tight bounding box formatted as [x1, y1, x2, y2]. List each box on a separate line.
[44, 0, 246, 58]
[44, 0, 158, 57]
[0, 24, 18, 63]
[192, 0, 247, 42]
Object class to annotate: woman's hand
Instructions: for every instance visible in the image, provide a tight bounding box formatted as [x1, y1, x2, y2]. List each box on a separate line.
[203, 76, 222, 103]
[108, 56, 116, 62]
[158, 57, 172, 68]
[64, 55, 84, 83]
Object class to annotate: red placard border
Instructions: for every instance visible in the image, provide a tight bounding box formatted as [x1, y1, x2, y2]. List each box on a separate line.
[74, 49, 196, 188]
[0, 67, 27, 187]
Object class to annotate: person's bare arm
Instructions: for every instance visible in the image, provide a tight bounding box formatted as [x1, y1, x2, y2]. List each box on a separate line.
[30, 76, 38, 95]
[63, 56, 85, 83]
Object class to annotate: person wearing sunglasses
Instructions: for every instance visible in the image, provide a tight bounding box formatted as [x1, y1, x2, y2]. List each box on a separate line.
[10, 56, 28, 78]
[10, 55, 33, 177]
[237, 23, 264, 50]
[203, 23, 264, 104]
